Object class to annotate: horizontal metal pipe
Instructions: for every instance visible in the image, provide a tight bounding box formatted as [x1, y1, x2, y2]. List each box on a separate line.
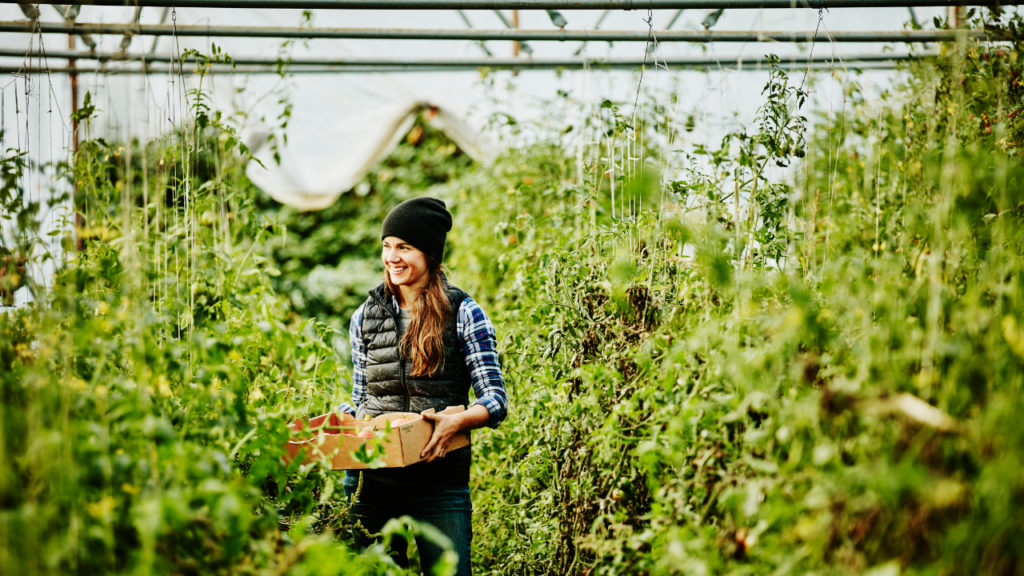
[1, 47, 929, 67]
[0, 60, 906, 75]
[0, 21, 1010, 42]
[16, 0, 1022, 10]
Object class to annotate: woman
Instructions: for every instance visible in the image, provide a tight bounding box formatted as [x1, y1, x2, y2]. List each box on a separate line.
[339, 196, 508, 576]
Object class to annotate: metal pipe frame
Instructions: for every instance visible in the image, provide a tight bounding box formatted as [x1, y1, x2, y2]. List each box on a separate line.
[15, 0, 1024, 10]
[0, 21, 1011, 42]
[1, 47, 930, 68]
[0, 59, 909, 75]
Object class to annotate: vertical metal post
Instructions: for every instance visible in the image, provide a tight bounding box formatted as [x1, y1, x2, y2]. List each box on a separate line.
[69, 38, 78, 152]
[512, 9, 520, 57]
[68, 26, 82, 250]
[511, 9, 520, 77]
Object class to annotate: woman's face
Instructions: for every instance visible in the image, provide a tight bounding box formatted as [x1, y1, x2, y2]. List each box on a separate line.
[382, 236, 429, 292]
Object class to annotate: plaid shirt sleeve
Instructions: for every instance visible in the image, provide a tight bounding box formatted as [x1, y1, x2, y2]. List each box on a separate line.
[337, 302, 366, 416]
[458, 297, 509, 428]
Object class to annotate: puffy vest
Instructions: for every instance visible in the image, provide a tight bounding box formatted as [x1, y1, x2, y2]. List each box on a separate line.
[356, 281, 472, 485]
[360, 282, 471, 415]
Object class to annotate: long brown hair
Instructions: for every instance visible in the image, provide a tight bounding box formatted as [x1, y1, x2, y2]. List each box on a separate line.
[386, 261, 450, 377]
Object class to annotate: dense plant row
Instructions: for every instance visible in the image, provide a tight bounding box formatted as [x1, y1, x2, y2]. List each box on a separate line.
[2, 13, 1023, 575]
[453, 21, 1024, 575]
[0, 80, 416, 573]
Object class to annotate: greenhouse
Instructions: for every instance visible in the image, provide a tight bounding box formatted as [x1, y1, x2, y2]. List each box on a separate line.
[1, 1, 1022, 575]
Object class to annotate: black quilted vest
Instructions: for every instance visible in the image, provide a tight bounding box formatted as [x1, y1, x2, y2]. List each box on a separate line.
[355, 281, 472, 485]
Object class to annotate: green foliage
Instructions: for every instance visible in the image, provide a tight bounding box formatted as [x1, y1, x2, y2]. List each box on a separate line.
[2, 122, 355, 575]
[447, 22, 1024, 576]
[672, 56, 807, 269]
[3, 17, 1024, 576]
[0, 59, 453, 575]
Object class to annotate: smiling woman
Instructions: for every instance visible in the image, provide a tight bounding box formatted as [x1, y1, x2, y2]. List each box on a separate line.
[337, 196, 509, 576]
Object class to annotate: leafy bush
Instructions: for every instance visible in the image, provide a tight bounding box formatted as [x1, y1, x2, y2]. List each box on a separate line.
[0, 87, 426, 574]
[3, 15, 1023, 576]
[448, 20, 1024, 576]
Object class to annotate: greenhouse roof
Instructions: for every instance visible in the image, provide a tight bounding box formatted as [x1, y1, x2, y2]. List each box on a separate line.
[0, 2, 1014, 209]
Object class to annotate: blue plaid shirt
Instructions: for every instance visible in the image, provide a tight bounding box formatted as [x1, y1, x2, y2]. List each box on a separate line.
[338, 295, 508, 428]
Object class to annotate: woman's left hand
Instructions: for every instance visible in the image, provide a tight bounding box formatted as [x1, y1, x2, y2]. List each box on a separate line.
[420, 412, 462, 462]
[420, 404, 490, 462]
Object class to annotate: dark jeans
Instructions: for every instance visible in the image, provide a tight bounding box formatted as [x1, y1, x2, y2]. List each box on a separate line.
[344, 472, 473, 576]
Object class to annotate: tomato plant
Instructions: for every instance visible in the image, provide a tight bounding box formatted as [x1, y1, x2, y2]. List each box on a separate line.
[3, 13, 1024, 576]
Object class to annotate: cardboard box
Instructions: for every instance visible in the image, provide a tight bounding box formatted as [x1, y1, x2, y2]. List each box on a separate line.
[283, 405, 470, 470]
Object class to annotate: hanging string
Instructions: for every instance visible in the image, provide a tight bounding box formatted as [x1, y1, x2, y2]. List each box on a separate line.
[819, 16, 850, 269]
[34, 13, 74, 281]
[137, 21, 152, 308]
[170, 6, 199, 371]
[630, 9, 655, 125]
[168, 6, 183, 342]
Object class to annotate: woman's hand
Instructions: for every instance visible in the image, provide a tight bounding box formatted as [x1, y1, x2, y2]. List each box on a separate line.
[420, 404, 490, 462]
[420, 412, 461, 462]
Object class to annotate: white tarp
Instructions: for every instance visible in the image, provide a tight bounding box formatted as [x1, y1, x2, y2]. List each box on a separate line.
[245, 98, 497, 211]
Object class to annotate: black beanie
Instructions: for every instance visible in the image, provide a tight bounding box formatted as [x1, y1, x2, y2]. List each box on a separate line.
[381, 197, 452, 263]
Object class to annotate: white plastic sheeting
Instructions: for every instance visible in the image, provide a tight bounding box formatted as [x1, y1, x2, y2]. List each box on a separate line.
[245, 98, 496, 210]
